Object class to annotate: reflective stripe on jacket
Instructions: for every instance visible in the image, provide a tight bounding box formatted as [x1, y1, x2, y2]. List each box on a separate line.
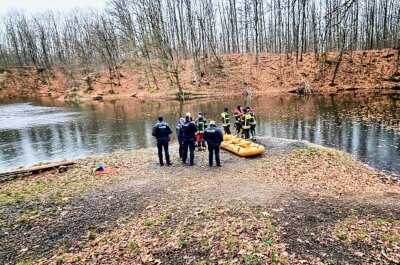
[241, 113, 252, 129]
[221, 112, 230, 126]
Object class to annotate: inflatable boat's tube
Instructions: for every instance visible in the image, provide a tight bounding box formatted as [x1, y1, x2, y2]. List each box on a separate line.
[221, 135, 265, 157]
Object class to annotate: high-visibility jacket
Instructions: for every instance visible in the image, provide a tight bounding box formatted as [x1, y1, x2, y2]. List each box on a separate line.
[241, 113, 252, 129]
[195, 117, 208, 134]
[249, 112, 257, 126]
[221, 111, 230, 126]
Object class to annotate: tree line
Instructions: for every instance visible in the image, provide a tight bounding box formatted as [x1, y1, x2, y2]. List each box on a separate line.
[0, 0, 399, 96]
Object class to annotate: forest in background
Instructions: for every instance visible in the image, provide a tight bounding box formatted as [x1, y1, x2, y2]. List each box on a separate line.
[0, 0, 399, 98]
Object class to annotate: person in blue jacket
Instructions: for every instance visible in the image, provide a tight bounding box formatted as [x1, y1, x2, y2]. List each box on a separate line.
[176, 117, 185, 158]
[204, 120, 224, 167]
[181, 112, 197, 166]
[152, 115, 173, 166]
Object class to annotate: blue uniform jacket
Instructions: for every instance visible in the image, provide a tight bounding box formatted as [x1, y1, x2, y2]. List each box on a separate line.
[176, 119, 185, 142]
[181, 120, 197, 141]
[152, 121, 172, 143]
[204, 124, 224, 147]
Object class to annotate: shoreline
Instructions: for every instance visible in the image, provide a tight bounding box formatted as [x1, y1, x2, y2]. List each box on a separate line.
[1, 136, 398, 180]
[1, 85, 399, 103]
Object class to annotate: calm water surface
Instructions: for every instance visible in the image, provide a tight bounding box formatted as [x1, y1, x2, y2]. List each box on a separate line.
[0, 93, 399, 175]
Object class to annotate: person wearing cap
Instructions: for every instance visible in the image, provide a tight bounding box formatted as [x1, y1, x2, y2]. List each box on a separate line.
[246, 106, 257, 140]
[152, 115, 173, 166]
[195, 112, 208, 151]
[181, 112, 197, 166]
[204, 120, 224, 167]
[221, 107, 231, 134]
[234, 105, 243, 136]
[176, 117, 186, 158]
[241, 108, 252, 140]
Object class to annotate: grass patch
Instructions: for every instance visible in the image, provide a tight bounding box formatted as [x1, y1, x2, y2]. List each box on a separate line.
[16, 261, 34, 265]
[56, 255, 65, 264]
[263, 239, 274, 246]
[127, 241, 141, 254]
[148, 87, 159, 94]
[143, 219, 154, 226]
[177, 239, 188, 248]
[0, 173, 117, 205]
[381, 233, 400, 243]
[16, 216, 27, 224]
[372, 217, 392, 226]
[244, 253, 260, 265]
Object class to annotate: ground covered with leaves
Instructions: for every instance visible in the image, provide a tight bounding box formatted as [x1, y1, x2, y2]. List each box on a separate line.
[0, 138, 399, 265]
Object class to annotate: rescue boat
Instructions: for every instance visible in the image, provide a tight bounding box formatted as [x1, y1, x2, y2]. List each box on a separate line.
[221, 135, 265, 157]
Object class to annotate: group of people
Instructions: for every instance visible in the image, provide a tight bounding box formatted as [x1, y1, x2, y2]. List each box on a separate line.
[152, 106, 257, 167]
[232, 105, 257, 140]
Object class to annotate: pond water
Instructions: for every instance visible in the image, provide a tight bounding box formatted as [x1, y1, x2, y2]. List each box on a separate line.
[0, 93, 399, 175]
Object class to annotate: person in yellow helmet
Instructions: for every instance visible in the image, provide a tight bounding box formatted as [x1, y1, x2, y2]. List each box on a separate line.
[220, 107, 231, 134]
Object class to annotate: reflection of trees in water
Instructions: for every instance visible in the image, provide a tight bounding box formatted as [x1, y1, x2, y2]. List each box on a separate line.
[0, 93, 398, 173]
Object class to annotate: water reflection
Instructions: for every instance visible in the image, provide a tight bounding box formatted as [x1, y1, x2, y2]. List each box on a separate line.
[0, 93, 398, 175]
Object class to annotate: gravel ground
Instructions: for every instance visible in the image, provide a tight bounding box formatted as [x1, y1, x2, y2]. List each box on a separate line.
[1, 138, 399, 264]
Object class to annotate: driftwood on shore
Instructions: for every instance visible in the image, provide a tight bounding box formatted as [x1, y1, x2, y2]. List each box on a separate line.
[0, 161, 74, 182]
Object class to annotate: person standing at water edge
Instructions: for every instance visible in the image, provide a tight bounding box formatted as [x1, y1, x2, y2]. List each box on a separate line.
[152, 115, 173, 166]
[247, 106, 257, 140]
[176, 117, 185, 158]
[234, 105, 243, 136]
[241, 108, 252, 140]
[195, 112, 208, 151]
[182, 113, 197, 166]
[221, 107, 231, 134]
[204, 120, 224, 167]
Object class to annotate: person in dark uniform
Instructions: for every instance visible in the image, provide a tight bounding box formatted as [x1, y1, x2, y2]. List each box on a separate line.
[181, 112, 197, 166]
[204, 120, 224, 167]
[152, 115, 173, 166]
[176, 117, 185, 158]
[221, 107, 231, 134]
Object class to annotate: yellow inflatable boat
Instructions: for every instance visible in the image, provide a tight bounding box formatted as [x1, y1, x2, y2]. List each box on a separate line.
[221, 135, 265, 157]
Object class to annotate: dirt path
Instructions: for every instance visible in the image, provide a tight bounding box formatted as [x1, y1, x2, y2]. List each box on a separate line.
[1, 138, 399, 264]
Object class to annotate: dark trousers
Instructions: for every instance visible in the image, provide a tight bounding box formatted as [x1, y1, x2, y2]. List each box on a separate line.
[235, 123, 242, 135]
[182, 139, 195, 165]
[178, 141, 183, 158]
[242, 128, 250, 139]
[197, 140, 206, 148]
[250, 125, 256, 139]
[223, 125, 231, 134]
[157, 140, 170, 165]
[208, 145, 221, 166]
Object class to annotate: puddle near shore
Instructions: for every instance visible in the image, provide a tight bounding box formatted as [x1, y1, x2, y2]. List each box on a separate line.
[0, 93, 399, 175]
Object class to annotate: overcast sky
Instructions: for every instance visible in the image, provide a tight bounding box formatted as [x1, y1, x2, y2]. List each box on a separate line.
[0, 0, 106, 15]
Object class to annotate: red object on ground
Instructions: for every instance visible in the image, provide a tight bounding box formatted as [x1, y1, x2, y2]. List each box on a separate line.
[196, 133, 204, 141]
